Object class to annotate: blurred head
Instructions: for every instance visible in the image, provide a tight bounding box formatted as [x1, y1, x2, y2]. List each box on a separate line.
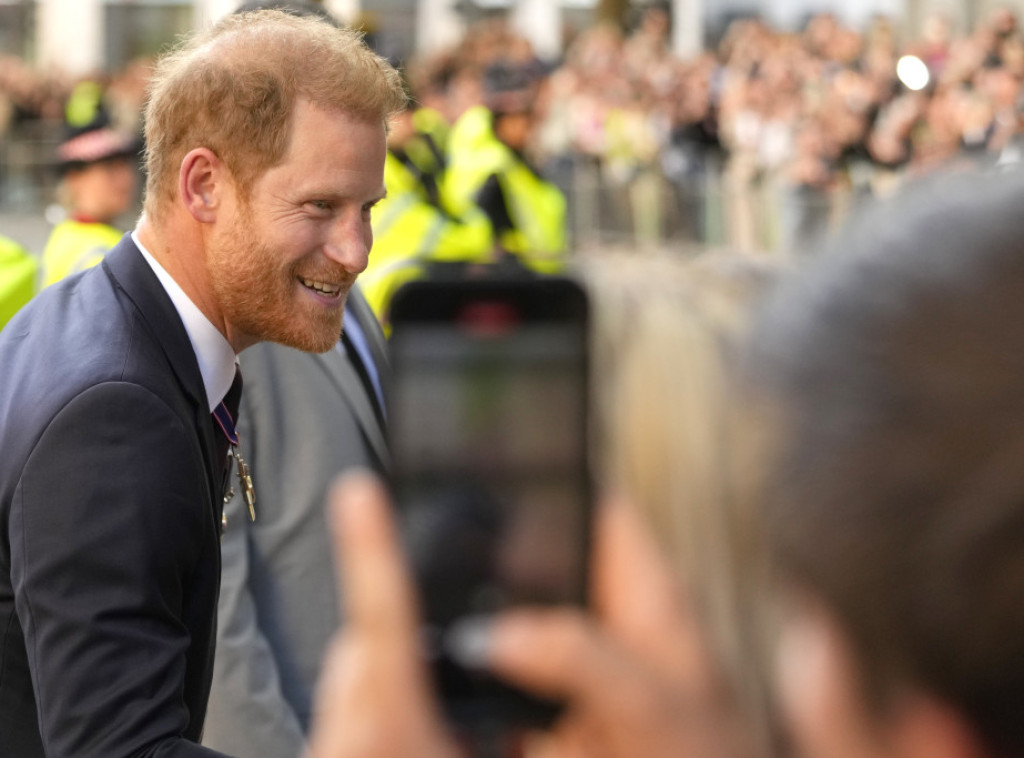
[580, 249, 784, 758]
[750, 170, 1024, 758]
[483, 58, 542, 151]
[57, 114, 140, 223]
[142, 10, 406, 222]
[61, 156, 137, 223]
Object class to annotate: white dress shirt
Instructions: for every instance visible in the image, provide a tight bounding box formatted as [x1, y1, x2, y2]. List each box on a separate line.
[132, 230, 237, 412]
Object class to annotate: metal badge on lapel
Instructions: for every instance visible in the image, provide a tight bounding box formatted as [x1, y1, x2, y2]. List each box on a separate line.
[232, 447, 256, 522]
[214, 390, 256, 530]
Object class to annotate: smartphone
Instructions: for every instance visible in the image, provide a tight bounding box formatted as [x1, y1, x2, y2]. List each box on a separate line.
[387, 275, 592, 733]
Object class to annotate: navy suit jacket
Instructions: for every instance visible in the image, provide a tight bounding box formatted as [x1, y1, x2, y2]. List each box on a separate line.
[0, 236, 230, 756]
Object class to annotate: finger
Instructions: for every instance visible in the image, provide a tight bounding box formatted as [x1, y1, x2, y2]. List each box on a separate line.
[486, 610, 717, 758]
[318, 472, 463, 758]
[592, 497, 713, 685]
[485, 607, 655, 711]
[328, 471, 420, 640]
[592, 496, 684, 630]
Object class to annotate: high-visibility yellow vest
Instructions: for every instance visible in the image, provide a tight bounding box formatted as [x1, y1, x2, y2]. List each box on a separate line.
[442, 105, 566, 274]
[441, 105, 503, 217]
[0, 235, 38, 330]
[42, 219, 122, 288]
[406, 107, 450, 182]
[361, 150, 493, 327]
[412, 107, 450, 153]
[490, 163, 566, 274]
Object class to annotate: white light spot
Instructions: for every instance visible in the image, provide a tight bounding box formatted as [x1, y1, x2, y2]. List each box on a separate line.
[897, 55, 930, 91]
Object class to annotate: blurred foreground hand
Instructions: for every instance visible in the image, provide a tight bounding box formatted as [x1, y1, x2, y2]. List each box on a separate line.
[307, 473, 751, 758]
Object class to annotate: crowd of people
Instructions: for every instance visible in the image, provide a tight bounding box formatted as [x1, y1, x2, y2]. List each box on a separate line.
[1, 5, 1024, 758]
[8, 4, 1024, 257]
[409, 4, 1024, 250]
[341, 2, 1024, 250]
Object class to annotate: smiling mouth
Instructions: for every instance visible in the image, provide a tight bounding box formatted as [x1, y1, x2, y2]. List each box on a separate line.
[299, 276, 343, 298]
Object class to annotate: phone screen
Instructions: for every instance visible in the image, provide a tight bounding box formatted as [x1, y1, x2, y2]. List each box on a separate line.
[388, 277, 591, 730]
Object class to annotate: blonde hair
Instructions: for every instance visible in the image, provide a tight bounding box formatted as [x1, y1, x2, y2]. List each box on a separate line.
[142, 10, 406, 220]
[578, 249, 784, 758]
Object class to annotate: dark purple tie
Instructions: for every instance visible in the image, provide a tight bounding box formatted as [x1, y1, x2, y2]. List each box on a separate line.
[212, 367, 243, 481]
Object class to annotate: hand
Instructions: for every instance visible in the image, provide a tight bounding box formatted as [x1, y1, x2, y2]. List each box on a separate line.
[484, 499, 754, 758]
[306, 472, 462, 758]
[307, 475, 753, 758]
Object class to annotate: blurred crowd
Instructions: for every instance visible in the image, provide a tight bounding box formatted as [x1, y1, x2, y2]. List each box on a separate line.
[406, 4, 1024, 250]
[0, 53, 150, 145]
[373, 3, 1024, 250]
[5, 4, 1024, 252]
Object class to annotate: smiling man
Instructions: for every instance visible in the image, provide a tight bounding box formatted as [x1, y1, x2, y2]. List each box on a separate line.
[0, 11, 405, 757]
[142, 98, 386, 354]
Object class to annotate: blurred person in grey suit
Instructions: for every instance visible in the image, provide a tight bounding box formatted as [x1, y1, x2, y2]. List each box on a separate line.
[202, 284, 389, 757]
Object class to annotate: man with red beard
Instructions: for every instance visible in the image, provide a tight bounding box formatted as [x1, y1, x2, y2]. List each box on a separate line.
[0, 10, 405, 757]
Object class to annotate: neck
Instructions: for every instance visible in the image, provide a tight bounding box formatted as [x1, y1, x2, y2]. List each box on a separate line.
[136, 214, 251, 354]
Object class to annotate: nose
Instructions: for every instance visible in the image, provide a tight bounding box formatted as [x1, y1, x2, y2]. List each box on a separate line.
[323, 213, 371, 275]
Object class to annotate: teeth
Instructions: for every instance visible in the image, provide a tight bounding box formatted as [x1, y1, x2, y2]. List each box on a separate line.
[300, 277, 341, 296]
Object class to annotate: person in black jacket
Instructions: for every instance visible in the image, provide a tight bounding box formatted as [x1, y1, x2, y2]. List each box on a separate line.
[0, 11, 404, 756]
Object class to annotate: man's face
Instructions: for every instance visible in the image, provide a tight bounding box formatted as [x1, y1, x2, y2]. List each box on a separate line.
[209, 99, 387, 353]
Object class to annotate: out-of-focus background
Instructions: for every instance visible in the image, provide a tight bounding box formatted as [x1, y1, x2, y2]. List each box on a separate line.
[2, 0, 1022, 256]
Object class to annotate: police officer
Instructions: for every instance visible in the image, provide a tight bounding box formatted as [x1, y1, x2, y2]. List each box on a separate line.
[360, 101, 493, 328]
[41, 84, 140, 287]
[442, 61, 567, 275]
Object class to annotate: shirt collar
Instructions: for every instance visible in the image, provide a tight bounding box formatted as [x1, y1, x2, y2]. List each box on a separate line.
[132, 229, 237, 412]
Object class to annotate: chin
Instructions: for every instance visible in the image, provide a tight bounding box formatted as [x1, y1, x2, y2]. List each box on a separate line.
[225, 288, 346, 354]
[296, 333, 342, 354]
[265, 332, 337, 354]
[271, 316, 343, 354]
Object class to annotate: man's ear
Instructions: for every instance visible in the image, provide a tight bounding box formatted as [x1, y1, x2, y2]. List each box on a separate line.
[179, 147, 224, 223]
[777, 600, 990, 758]
[888, 694, 989, 758]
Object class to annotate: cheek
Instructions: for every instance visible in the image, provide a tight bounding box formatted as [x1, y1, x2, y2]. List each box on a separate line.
[283, 219, 332, 261]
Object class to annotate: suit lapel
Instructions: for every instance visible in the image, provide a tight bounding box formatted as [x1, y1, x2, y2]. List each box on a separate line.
[316, 345, 391, 472]
[101, 237, 223, 506]
[317, 290, 389, 473]
[102, 244, 391, 488]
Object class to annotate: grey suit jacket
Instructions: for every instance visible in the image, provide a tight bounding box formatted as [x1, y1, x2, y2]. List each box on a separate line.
[201, 285, 388, 757]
